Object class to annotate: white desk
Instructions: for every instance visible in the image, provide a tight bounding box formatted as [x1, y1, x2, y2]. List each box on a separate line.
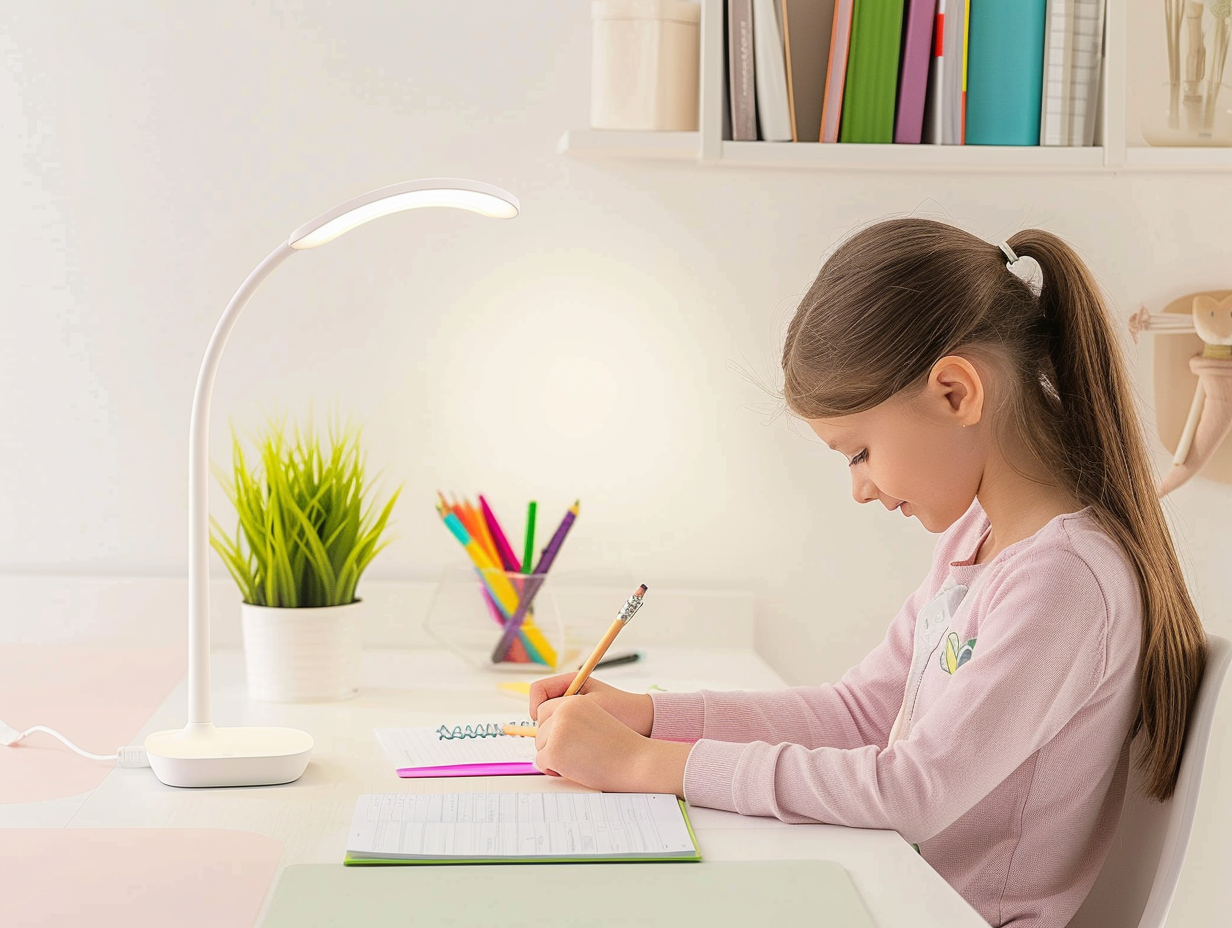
[4, 647, 987, 928]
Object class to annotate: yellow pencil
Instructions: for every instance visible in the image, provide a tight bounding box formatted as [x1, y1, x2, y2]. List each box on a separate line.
[564, 584, 648, 697]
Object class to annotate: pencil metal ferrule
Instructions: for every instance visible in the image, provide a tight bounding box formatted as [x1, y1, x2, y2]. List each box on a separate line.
[617, 594, 645, 625]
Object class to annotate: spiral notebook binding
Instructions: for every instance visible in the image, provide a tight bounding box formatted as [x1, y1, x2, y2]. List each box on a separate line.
[435, 723, 518, 740]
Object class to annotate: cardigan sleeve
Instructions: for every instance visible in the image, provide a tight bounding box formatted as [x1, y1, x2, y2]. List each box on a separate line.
[649, 568, 938, 750]
[677, 548, 1126, 845]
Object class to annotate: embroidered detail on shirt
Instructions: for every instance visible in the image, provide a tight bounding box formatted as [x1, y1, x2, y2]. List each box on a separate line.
[939, 632, 976, 675]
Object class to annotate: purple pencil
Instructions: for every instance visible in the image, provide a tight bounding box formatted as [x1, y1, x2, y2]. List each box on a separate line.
[490, 500, 580, 663]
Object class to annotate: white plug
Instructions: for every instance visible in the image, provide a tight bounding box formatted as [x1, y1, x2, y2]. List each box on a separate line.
[0, 719, 23, 746]
[116, 745, 150, 768]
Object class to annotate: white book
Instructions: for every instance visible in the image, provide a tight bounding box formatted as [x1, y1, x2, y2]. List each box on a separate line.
[752, 0, 793, 141]
[1039, 0, 1106, 145]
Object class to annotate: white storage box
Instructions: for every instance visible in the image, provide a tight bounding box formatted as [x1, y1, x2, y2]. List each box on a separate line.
[591, 0, 701, 131]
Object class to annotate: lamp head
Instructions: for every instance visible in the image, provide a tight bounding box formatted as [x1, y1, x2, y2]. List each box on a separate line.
[289, 177, 519, 250]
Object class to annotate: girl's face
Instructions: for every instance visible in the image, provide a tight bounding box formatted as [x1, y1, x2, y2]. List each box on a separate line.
[806, 377, 987, 534]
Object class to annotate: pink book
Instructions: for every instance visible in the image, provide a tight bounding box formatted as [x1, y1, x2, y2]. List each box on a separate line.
[894, 0, 939, 143]
[819, 0, 854, 142]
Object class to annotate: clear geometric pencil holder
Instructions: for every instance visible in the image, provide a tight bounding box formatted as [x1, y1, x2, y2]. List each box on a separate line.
[424, 566, 568, 673]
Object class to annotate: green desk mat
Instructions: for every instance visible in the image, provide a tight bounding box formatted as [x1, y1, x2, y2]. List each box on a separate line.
[262, 859, 875, 928]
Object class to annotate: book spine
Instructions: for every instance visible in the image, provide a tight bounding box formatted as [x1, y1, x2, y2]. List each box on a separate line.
[780, 0, 799, 141]
[941, 0, 966, 143]
[922, 0, 946, 143]
[966, 0, 1047, 145]
[840, 0, 905, 143]
[753, 0, 793, 140]
[729, 0, 759, 140]
[1039, 0, 1105, 145]
[895, 0, 939, 143]
[819, 0, 854, 142]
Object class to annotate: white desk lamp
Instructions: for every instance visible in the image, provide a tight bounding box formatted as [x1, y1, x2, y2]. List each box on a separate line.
[144, 178, 520, 788]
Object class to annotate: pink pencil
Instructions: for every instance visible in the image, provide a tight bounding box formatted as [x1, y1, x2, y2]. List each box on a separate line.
[479, 494, 523, 572]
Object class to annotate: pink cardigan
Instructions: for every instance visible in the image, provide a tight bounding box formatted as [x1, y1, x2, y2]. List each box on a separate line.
[651, 502, 1142, 928]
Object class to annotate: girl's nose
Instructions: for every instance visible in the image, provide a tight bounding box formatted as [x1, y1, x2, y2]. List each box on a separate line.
[851, 469, 879, 505]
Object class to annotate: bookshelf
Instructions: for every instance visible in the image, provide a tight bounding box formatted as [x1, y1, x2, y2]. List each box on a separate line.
[560, 0, 1232, 174]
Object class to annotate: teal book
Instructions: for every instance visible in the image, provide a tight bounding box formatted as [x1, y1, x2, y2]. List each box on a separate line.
[966, 0, 1048, 145]
[839, 0, 906, 143]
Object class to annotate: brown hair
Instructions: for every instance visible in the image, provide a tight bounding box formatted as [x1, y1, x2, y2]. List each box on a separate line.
[782, 218, 1206, 801]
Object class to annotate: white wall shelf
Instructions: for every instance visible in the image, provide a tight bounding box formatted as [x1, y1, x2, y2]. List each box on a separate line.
[559, 131, 1108, 172]
[564, 0, 1232, 174]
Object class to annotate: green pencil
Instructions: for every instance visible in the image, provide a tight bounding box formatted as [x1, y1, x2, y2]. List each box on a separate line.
[522, 501, 537, 574]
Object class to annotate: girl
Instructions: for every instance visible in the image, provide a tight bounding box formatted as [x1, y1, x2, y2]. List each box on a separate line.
[529, 219, 1208, 928]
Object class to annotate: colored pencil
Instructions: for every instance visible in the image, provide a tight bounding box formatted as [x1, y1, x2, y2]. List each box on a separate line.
[439, 509, 553, 665]
[490, 501, 580, 663]
[464, 497, 500, 565]
[521, 501, 537, 575]
[479, 494, 523, 572]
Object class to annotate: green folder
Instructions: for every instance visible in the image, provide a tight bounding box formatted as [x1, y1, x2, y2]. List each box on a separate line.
[840, 0, 907, 143]
[343, 794, 702, 865]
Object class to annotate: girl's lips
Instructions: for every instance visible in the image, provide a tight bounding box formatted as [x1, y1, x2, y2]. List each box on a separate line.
[899, 502, 911, 517]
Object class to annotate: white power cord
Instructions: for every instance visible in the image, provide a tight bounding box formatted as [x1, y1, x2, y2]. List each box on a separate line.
[0, 717, 149, 767]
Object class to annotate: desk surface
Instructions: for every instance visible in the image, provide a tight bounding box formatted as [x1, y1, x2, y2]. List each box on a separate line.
[2, 647, 987, 928]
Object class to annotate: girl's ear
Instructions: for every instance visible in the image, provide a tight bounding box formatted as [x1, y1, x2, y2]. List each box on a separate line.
[926, 355, 985, 426]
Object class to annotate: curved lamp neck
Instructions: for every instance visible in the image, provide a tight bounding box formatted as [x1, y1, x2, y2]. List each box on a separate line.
[188, 241, 295, 726]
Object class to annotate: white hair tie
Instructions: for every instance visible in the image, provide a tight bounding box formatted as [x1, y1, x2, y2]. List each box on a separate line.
[998, 242, 1020, 268]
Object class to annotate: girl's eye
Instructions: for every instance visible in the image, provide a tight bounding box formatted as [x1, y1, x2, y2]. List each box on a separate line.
[849, 449, 868, 467]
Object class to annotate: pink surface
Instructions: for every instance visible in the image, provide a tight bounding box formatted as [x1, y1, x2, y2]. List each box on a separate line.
[0, 828, 281, 928]
[1, 645, 185, 803]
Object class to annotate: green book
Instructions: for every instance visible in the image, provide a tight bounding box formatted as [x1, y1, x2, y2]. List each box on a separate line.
[343, 791, 701, 865]
[839, 0, 907, 143]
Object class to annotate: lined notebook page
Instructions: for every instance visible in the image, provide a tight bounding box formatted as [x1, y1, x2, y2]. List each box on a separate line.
[375, 725, 536, 768]
[348, 792, 697, 860]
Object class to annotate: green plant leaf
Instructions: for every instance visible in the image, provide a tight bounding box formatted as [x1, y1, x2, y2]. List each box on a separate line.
[210, 413, 400, 609]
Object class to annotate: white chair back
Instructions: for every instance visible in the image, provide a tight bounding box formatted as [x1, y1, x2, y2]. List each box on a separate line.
[1068, 634, 1230, 928]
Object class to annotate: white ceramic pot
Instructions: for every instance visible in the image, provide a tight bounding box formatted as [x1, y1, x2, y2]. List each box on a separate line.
[240, 600, 363, 702]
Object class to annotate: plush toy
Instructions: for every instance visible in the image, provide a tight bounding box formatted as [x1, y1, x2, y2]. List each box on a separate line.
[1129, 293, 1232, 495]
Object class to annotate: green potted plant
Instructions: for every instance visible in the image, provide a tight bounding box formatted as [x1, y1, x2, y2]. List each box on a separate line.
[211, 416, 400, 702]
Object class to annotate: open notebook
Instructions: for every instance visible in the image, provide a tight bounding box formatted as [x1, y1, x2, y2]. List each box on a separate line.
[344, 791, 701, 865]
[375, 723, 539, 778]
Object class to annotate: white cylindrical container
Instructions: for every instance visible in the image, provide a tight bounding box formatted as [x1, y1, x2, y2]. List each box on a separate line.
[241, 601, 363, 702]
[591, 0, 701, 131]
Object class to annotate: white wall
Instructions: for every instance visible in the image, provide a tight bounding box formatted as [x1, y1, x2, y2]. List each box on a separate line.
[1, 3, 1229, 924]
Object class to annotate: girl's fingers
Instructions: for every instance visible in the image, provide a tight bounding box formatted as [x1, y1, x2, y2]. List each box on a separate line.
[528, 672, 578, 720]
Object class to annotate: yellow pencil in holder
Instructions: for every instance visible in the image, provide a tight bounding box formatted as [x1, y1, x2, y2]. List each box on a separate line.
[439, 511, 559, 667]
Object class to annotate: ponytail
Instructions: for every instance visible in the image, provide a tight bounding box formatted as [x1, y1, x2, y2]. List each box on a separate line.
[1006, 230, 1206, 801]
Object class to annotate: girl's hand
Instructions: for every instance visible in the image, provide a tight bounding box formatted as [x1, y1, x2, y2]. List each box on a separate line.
[528, 673, 654, 737]
[532, 695, 691, 796]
